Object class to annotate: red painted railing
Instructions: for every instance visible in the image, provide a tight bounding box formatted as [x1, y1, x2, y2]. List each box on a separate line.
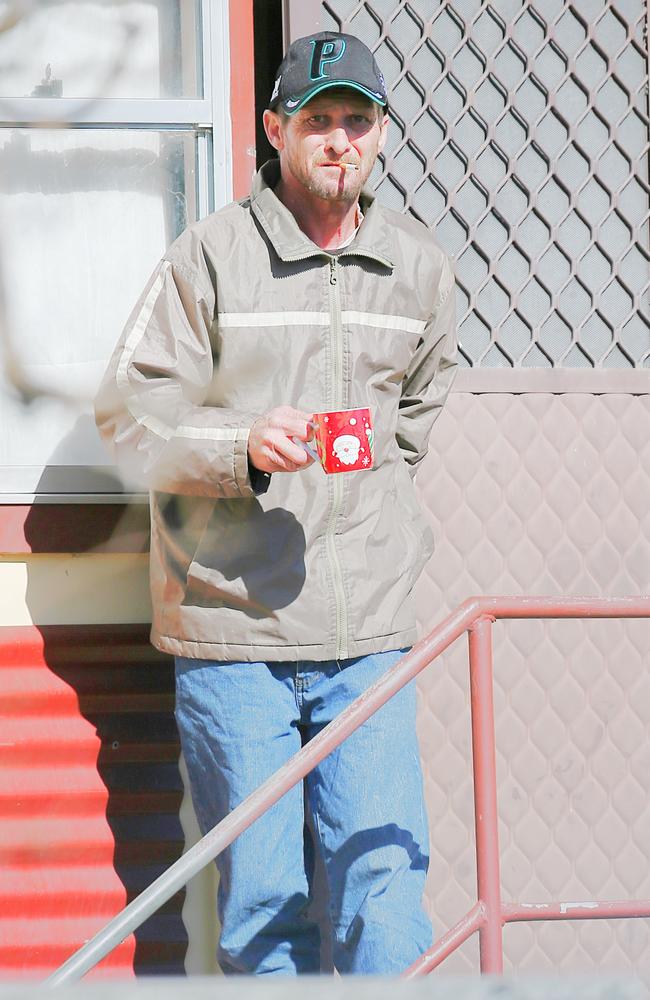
[404, 597, 650, 975]
[46, 596, 650, 983]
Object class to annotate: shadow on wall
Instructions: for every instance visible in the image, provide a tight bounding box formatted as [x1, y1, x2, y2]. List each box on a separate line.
[19, 416, 335, 975]
[21, 417, 188, 977]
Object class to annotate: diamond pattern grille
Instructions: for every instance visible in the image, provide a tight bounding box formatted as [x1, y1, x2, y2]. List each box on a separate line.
[321, 0, 650, 369]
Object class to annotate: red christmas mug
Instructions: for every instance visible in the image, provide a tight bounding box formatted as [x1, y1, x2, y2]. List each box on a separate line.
[311, 407, 374, 474]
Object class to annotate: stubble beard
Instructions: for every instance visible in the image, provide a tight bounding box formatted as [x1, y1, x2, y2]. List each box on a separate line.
[297, 156, 373, 204]
[307, 174, 361, 204]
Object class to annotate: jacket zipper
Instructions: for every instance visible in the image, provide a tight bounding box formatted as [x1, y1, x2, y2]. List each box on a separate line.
[326, 256, 349, 660]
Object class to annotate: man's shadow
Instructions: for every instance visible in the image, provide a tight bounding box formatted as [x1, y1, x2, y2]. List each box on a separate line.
[23, 416, 187, 975]
[22, 415, 333, 975]
[231, 823, 428, 974]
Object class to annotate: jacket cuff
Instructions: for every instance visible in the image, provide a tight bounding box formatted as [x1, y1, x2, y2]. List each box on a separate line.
[234, 416, 272, 498]
[248, 460, 272, 496]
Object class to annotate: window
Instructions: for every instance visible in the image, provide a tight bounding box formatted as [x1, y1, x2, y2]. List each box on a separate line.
[0, 0, 231, 499]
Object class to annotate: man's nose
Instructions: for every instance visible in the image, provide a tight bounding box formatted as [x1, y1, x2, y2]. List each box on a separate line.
[324, 127, 352, 155]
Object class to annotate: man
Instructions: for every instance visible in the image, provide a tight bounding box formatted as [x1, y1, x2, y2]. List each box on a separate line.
[96, 30, 456, 976]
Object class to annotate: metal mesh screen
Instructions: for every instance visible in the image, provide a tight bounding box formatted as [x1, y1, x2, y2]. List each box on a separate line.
[319, 1, 650, 369]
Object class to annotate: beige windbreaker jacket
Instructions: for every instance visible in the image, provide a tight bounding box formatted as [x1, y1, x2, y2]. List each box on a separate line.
[96, 160, 457, 662]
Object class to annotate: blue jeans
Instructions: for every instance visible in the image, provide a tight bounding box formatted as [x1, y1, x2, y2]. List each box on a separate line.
[174, 650, 432, 975]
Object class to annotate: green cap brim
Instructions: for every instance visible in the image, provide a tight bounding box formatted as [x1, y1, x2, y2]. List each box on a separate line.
[281, 79, 387, 115]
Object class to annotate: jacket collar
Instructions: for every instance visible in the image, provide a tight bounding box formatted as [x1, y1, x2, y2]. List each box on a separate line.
[249, 160, 394, 269]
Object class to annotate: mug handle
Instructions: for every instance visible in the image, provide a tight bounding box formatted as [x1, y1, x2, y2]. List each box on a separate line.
[292, 437, 320, 464]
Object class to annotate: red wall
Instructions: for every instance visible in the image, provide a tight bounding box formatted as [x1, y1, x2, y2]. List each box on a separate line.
[0, 625, 184, 978]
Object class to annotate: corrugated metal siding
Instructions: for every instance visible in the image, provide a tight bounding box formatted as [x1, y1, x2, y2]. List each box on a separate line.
[0, 625, 186, 979]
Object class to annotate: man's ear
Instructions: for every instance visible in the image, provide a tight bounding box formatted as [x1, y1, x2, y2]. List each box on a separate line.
[263, 109, 284, 153]
[377, 112, 389, 155]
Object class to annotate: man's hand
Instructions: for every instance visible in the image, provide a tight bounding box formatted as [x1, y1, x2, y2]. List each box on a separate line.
[248, 406, 315, 474]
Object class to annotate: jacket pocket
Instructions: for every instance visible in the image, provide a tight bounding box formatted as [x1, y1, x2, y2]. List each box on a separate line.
[349, 458, 434, 640]
[394, 456, 435, 579]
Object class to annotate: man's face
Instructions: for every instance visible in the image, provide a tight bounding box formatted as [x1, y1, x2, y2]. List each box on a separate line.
[265, 91, 388, 204]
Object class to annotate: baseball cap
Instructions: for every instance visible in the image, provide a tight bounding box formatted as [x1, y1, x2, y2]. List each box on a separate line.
[269, 31, 388, 116]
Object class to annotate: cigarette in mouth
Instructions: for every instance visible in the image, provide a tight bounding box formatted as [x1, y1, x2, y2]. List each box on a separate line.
[341, 163, 360, 170]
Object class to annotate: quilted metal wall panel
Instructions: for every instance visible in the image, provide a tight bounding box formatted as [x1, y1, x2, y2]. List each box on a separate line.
[0, 626, 185, 979]
[413, 391, 650, 973]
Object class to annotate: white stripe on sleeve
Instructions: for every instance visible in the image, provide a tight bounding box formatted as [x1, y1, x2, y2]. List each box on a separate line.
[116, 261, 171, 393]
[174, 426, 248, 441]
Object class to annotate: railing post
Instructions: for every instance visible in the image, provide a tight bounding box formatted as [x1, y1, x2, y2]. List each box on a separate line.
[468, 614, 503, 973]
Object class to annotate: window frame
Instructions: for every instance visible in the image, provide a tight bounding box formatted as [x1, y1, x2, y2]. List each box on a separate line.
[0, 0, 236, 504]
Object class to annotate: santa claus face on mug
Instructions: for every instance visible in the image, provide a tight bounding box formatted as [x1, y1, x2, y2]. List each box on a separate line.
[312, 407, 374, 474]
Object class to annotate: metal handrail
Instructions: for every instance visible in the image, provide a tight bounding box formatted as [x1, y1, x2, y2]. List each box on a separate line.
[405, 597, 650, 976]
[45, 596, 650, 984]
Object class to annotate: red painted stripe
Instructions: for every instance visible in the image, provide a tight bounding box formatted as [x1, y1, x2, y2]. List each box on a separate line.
[1, 867, 184, 918]
[1, 690, 174, 716]
[0, 789, 182, 817]
[0, 939, 135, 968]
[0, 896, 129, 920]
[0, 623, 156, 660]
[1, 837, 182, 869]
[3, 965, 136, 980]
[0, 938, 183, 969]
[1, 737, 177, 767]
[1, 917, 134, 948]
